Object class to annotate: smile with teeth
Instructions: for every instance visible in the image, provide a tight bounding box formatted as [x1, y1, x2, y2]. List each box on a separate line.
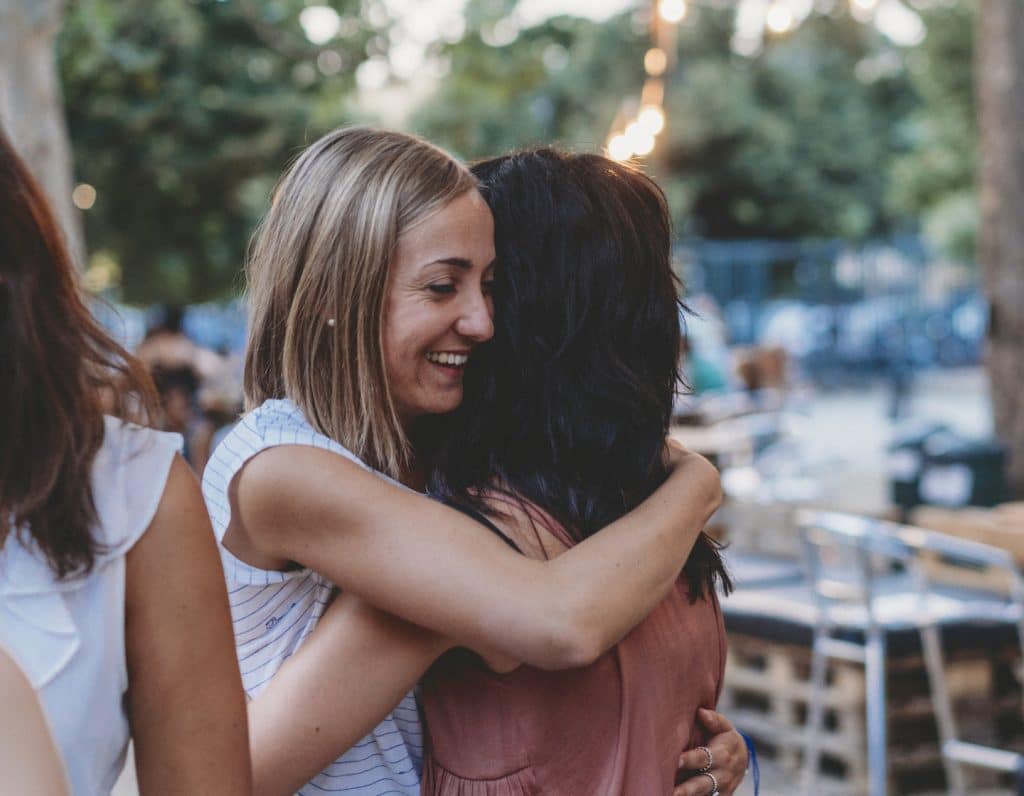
[426, 351, 469, 367]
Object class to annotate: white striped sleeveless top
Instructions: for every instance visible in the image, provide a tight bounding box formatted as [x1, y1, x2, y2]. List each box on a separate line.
[202, 399, 422, 795]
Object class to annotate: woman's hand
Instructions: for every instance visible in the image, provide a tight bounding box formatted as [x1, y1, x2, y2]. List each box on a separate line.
[663, 439, 723, 526]
[674, 709, 748, 796]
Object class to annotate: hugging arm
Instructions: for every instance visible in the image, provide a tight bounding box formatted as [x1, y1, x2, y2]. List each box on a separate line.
[244, 443, 720, 793]
[251, 600, 750, 796]
[249, 593, 448, 796]
[230, 441, 721, 669]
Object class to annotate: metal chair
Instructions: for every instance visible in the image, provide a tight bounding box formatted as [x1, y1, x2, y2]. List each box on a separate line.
[799, 511, 911, 796]
[892, 523, 1024, 795]
[799, 510, 1024, 796]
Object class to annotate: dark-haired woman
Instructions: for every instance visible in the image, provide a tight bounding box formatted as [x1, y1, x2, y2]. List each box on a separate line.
[416, 149, 738, 795]
[0, 128, 251, 794]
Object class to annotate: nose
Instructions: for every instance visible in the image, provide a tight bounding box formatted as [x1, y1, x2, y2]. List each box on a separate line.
[455, 288, 494, 342]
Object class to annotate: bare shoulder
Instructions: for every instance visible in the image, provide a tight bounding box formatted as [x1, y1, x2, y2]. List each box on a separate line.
[126, 453, 224, 596]
[226, 444, 412, 568]
[233, 444, 383, 510]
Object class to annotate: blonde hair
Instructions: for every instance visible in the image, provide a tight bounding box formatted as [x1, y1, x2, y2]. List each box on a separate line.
[244, 126, 477, 478]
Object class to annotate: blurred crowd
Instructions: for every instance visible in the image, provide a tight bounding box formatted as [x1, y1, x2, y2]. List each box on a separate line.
[135, 306, 243, 473]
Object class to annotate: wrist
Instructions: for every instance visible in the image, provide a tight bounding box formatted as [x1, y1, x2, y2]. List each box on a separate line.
[674, 450, 722, 524]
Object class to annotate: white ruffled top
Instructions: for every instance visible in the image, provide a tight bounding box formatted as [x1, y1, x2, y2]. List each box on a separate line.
[0, 417, 181, 796]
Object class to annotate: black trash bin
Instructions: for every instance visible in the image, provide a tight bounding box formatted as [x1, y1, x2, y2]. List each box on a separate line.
[919, 434, 1008, 508]
[888, 420, 950, 513]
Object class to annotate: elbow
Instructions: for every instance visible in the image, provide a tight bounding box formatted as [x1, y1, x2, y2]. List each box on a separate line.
[539, 606, 606, 670]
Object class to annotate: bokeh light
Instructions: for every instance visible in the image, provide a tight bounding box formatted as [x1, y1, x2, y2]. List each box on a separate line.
[299, 6, 342, 45]
[607, 134, 632, 162]
[72, 183, 96, 210]
[658, 0, 687, 25]
[637, 105, 666, 135]
[644, 47, 667, 76]
[765, 2, 796, 35]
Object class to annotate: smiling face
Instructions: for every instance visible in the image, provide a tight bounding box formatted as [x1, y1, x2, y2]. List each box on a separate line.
[383, 189, 496, 428]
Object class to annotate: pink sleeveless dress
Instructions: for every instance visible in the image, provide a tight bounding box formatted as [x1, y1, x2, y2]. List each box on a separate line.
[419, 501, 727, 796]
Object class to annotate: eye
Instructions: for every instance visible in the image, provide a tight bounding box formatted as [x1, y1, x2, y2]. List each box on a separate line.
[427, 283, 456, 295]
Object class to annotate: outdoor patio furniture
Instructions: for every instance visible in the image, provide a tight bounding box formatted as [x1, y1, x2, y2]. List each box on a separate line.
[797, 510, 1024, 796]
[890, 521, 1024, 796]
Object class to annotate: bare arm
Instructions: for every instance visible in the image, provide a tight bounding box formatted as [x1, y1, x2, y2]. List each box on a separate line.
[249, 593, 449, 796]
[0, 649, 68, 796]
[229, 442, 720, 669]
[125, 455, 252, 795]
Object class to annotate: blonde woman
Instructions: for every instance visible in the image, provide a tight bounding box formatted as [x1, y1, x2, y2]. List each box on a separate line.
[203, 127, 742, 794]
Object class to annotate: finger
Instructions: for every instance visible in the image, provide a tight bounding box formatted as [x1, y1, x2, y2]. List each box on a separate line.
[698, 707, 735, 734]
[673, 773, 714, 796]
[679, 748, 707, 772]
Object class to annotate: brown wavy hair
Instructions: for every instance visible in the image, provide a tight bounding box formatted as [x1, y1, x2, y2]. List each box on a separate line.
[0, 126, 157, 579]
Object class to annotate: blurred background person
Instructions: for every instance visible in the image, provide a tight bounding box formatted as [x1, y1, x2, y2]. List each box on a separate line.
[0, 125, 251, 795]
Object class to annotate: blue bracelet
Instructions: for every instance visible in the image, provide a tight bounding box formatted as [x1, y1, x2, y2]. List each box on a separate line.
[740, 731, 760, 796]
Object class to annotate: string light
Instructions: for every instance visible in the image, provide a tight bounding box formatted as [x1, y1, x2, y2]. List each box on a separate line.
[625, 122, 657, 156]
[658, 0, 687, 25]
[644, 47, 668, 77]
[607, 134, 633, 162]
[607, 2, 677, 161]
[849, 0, 879, 22]
[637, 105, 666, 135]
[609, 0, 881, 163]
[765, 2, 796, 34]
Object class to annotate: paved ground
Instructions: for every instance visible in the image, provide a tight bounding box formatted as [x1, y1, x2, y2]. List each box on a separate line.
[113, 368, 998, 796]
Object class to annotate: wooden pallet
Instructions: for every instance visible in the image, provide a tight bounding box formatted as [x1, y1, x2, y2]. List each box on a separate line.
[720, 633, 1021, 794]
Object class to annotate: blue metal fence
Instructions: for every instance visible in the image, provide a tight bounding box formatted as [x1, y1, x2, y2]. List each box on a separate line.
[679, 237, 985, 386]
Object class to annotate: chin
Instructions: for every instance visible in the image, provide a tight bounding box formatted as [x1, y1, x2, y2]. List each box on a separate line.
[430, 394, 464, 416]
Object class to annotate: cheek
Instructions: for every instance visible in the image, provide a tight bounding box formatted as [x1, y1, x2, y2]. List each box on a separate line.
[383, 318, 426, 381]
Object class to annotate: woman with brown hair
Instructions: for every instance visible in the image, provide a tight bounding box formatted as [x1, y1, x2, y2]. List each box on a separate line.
[0, 126, 251, 794]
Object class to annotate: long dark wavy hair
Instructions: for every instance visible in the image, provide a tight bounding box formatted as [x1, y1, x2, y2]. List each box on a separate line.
[426, 148, 730, 600]
[0, 126, 157, 579]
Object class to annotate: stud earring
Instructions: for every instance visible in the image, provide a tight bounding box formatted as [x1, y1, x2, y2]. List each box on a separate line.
[327, 318, 336, 327]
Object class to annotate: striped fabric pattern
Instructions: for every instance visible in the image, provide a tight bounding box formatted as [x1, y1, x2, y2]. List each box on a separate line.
[202, 399, 422, 795]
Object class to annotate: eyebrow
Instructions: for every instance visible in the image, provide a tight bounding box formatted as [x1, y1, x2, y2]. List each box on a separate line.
[424, 257, 497, 270]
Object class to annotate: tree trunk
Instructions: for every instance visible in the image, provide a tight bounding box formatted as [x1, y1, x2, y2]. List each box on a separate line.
[0, 0, 84, 266]
[976, 0, 1024, 497]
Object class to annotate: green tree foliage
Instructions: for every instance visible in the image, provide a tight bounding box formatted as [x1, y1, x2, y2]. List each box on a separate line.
[416, 3, 945, 243]
[58, 0, 375, 302]
[413, 3, 649, 158]
[889, 1, 977, 261]
[59, 0, 976, 301]
[663, 8, 917, 240]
